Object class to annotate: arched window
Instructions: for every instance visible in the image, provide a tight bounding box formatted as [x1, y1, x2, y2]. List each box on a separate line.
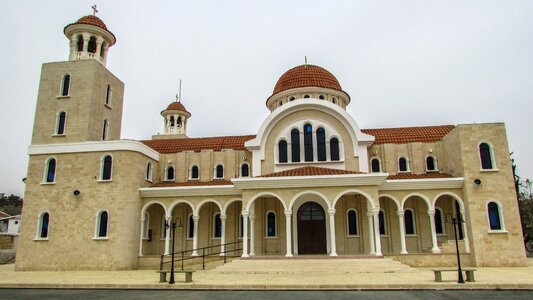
[399, 157, 409, 172]
[190, 165, 199, 179]
[56, 112, 66, 135]
[319, 95, 325, 100]
[379, 210, 386, 235]
[479, 143, 494, 169]
[61, 74, 71, 96]
[330, 138, 340, 161]
[488, 202, 503, 230]
[404, 209, 416, 235]
[102, 119, 108, 140]
[278, 100, 283, 107]
[266, 211, 276, 237]
[169, 116, 175, 127]
[88, 36, 97, 53]
[160, 216, 167, 239]
[241, 163, 249, 177]
[100, 42, 106, 57]
[213, 213, 222, 238]
[332, 97, 337, 104]
[426, 156, 437, 171]
[142, 212, 150, 239]
[289, 97, 295, 101]
[76, 35, 84, 52]
[316, 128, 326, 161]
[278, 140, 288, 163]
[146, 162, 152, 181]
[303, 95, 310, 99]
[105, 84, 112, 106]
[44, 158, 56, 183]
[291, 129, 300, 162]
[371, 158, 381, 173]
[37, 212, 50, 239]
[177, 117, 182, 127]
[166, 166, 174, 181]
[188, 214, 194, 238]
[96, 211, 109, 238]
[215, 164, 224, 178]
[435, 208, 444, 235]
[347, 209, 357, 235]
[304, 124, 313, 162]
[101, 155, 112, 180]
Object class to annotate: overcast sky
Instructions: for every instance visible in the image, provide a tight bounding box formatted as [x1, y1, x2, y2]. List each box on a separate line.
[1, 0, 532, 196]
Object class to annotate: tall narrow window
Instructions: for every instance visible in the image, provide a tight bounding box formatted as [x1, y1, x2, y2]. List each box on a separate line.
[267, 212, 276, 237]
[330, 138, 340, 161]
[102, 119, 108, 140]
[56, 112, 66, 135]
[61, 74, 71, 96]
[435, 208, 444, 234]
[426, 156, 436, 171]
[146, 162, 152, 181]
[105, 84, 112, 106]
[241, 164, 249, 177]
[190, 165, 199, 179]
[214, 214, 222, 238]
[379, 210, 386, 235]
[88, 36, 97, 53]
[278, 140, 288, 163]
[215, 165, 224, 178]
[101, 155, 112, 180]
[304, 124, 313, 162]
[45, 158, 56, 183]
[96, 211, 109, 238]
[143, 212, 150, 239]
[316, 128, 326, 161]
[76, 35, 84, 52]
[488, 202, 502, 230]
[404, 209, 415, 235]
[479, 143, 493, 169]
[291, 129, 300, 162]
[371, 158, 380, 173]
[166, 166, 174, 181]
[347, 210, 357, 235]
[399, 157, 408, 172]
[188, 215, 194, 238]
[38, 212, 50, 239]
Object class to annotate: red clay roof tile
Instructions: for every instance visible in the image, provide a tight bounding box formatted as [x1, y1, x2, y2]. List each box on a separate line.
[163, 102, 190, 115]
[361, 125, 455, 144]
[141, 135, 256, 154]
[150, 180, 233, 187]
[64, 16, 115, 40]
[272, 65, 343, 96]
[261, 166, 363, 178]
[386, 172, 454, 180]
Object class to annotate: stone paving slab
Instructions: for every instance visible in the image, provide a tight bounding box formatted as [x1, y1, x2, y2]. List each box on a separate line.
[1, 261, 533, 290]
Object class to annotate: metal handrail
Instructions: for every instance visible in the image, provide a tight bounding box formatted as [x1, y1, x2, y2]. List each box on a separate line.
[159, 240, 242, 271]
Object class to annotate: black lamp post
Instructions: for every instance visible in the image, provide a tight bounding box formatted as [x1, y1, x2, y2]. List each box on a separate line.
[445, 211, 465, 284]
[165, 217, 183, 284]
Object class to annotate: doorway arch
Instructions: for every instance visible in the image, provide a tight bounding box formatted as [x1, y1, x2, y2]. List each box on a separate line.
[297, 202, 327, 254]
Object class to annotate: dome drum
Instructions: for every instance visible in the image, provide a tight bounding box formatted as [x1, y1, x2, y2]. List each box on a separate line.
[266, 86, 350, 111]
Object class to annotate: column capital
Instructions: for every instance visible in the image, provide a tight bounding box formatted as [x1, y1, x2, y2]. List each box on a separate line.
[427, 209, 435, 216]
[249, 214, 256, 220]
[396, 210, 405, 217]
[220, 214, 227, 221]
[371, 208, 380, 215]
[241, 211, 250, 217]
[284, 210, 293, 217]
[327, 209, 336, 215]
[192, 215, 200, 222]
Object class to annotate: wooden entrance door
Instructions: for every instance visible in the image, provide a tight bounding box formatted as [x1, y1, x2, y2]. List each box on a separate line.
[297, 202, 327, 254]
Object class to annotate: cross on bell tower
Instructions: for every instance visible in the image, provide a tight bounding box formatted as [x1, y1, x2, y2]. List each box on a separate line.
[91, 5, 98, 16]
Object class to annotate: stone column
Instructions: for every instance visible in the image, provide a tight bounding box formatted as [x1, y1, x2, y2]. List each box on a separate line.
[102, 45, 109, 66]
[461, 210, 471, 253]
[164, 217, 171, 255]
[285, 210, 293, 257]
[219, 214, 227, 256]
[328, 209, 338, 256]
[366, 212, 375, 255]
[96, 38, 104, 62]
[427, 210, 441, 254]
[82, 33, 90, 53]
[69, 36, 77, 60]
[191, 215, 200, 256]
[397, 210, 408, 254]
[139, 217, 145, 256]
[241, 211, 249, 257]
[372, 210, 382, 256]
[249, 214, 256, 256]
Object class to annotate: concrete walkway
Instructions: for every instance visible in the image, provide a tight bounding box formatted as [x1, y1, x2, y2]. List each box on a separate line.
[1, 259, 533, 290]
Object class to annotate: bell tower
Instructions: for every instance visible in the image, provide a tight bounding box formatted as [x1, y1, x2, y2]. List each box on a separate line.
[153, 96, 191, 139]
[31, 9, 124, 145]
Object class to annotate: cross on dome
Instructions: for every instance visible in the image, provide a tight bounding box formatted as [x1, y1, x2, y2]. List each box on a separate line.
[92, 5, 98, 16]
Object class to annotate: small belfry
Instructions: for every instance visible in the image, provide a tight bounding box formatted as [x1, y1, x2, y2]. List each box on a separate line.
[63, 5, 116, 66]
[158, 94, 191, 139]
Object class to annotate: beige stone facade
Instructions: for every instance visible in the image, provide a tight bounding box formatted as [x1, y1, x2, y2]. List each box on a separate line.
[15, 14, 527, 271]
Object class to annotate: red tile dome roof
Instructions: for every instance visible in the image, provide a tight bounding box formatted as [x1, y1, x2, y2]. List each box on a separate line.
[163, 101, 190, 115]
[272, 65, 343, 95]
[64, 15, 115, 41]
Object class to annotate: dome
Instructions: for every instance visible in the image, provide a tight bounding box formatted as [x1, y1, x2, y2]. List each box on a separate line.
[272, 64, 342, 96]
[162, 101, 191, 116]
[64, 15, 116, 42]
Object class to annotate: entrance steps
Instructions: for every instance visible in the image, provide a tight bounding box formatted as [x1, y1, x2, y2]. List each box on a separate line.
[211, 256, 416, 274]
[137, 255, 238, 270]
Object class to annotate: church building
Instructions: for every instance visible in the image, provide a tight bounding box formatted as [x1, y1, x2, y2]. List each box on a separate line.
[15, 13, 527, 270]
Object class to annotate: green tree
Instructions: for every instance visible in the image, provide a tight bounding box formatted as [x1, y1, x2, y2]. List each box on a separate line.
[0, 193, 23, 216]
[518, 180, 533, 256]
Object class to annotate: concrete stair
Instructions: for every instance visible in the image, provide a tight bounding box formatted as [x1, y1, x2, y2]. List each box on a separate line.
[211, 256, 416, 274]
